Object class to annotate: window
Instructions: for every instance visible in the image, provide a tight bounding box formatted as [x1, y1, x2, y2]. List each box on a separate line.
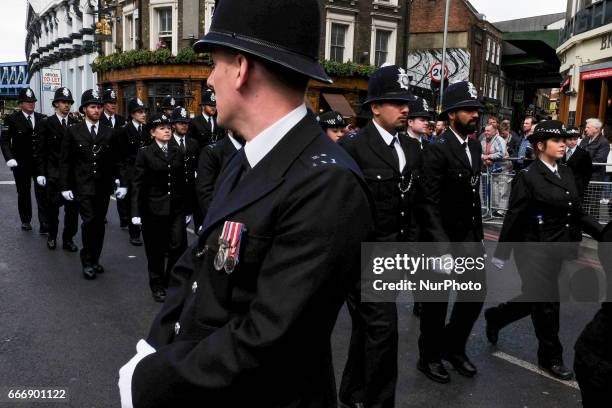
[496, 43, 501, 65]
[157, 8, 172, 49]
[147, 82, 185, 113]
[149, 1, 178, 54]
[204, 0, 215, 34]
[486, 38, 491, 62]
[375, 30, 391, 67]
[330, 23, 347, 62]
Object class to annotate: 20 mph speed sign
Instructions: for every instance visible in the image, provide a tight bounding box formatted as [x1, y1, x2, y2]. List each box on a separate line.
[429, 62, 449, 83]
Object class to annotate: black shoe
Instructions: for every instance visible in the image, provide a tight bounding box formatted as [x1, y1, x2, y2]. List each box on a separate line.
[92, 264, 104, 274]
[442, 353, 477, 377]
[21, 223, 32, 231]
[39, 225, 49, 235]
[539, 362, 573, 380]
[82, 266, 96, 280]
[130, 237, 143, 246]
[413, 302, 422, 317]
[46, 239, 57, 250]
[417, 358, 450, 383]
[62, 241, 78, 252]
[152, 289, 166, 303]
[484, 307, 500, 345]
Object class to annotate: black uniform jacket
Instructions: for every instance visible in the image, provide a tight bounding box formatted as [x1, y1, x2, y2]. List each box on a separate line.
[196, 136, 239, 216]
[117, 122, 151, 183]
[339, 121, 426, 242]
[37, 114, 79, 181]
[495, 160, 602, 261]
[131, 143, 189, 218]
[189, 114, 225, 147]
[561, 146, 592, 199]
[59, 121, 122, 196]
[1, 110, 46, 166]
[420, 129, 484, 243]
[99, 112, 126, 129]
[169, 135, 199, 215]
[131, 113, 374, 408]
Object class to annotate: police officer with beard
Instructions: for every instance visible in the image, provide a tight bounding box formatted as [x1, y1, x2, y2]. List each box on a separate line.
[189, 88, 225, 148]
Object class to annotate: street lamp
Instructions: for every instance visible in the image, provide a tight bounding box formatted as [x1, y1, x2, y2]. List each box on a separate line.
[439, 0, 451, 110]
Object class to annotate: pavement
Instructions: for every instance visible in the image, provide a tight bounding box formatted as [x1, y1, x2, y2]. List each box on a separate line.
[0, 163, 600, 408]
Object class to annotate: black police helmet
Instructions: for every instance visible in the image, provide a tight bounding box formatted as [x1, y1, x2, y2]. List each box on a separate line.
[102, 89, 118, 104]
[363, 65, 416, 107]
[170, 106, 191, 124]
[79, 89, 103, 114]
[52, 87, 74, 105]
[440, 81, 483, 120]
[407, 96, 433, 119]
[18, 87, 37, 103]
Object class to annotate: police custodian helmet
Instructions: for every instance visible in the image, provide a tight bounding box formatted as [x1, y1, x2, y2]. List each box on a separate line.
[363, 65, 416, 107]
[52, 87, 74, 105]
[18, 87, 37, 103]
[440, 81, 483, 120]
[79, 89, 103, 114]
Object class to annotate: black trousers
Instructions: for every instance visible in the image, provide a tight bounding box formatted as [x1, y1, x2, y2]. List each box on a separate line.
[77, 194, 110, 267]
[339, 288, 397, 408]
[12, 165, 48, 226]
[141, 211, 187, 292]
[120, 192, 141, 239]
[46, 180, 78, 242]
[116, 194, 130, 226]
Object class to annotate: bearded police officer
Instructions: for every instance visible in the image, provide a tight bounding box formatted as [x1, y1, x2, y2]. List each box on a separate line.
[116, 98, 150, 245]
[338, 64, 423, 408]
[1, 87, 48, 232]
[190, 88, 224, 148]
[406, 97, 433, 149]
[417, 81, 486, 383]
[100, 89, 126, 129]
[36, 87, 79, 251]
[160, 95, 176, 117]
[60, 89, 125, 280]
[118, 0, 373, 406]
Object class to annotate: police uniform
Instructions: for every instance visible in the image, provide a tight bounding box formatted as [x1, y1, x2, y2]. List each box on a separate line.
[122, 1, 373, 406]
[561, 128, 592, 200]
[418, 81, 486, 383]
[37, 87, 79, 250]
[116, 98, 151, 245]
[189, 89, 225, 148]
[406, 97, 433, 150]
[99, 89, 126, 129]
[160, 95, 177, 116]
[488, 120, 602, 380]
[131, 114, 189, 302]
[1, 87, 48, 231]
[59, 89, 124, 279]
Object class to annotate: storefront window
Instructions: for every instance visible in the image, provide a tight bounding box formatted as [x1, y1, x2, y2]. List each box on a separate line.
[147, 81, 185, 113]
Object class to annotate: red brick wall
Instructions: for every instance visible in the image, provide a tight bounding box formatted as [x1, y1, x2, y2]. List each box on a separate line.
[410, 0, 476, 33]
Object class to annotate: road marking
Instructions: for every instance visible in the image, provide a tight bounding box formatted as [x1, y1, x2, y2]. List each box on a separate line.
[491, 351, 579, 390]
[0, 180, 15, 185]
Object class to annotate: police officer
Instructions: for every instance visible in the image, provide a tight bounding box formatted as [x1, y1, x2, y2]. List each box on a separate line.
[36, 87, 79, 251]
[60, 89, 126, 280]
[168, 106, 200, 228]
[159, 95, 176, 117]
[116, 97, 150, 245]
[338, 64, 422, 408]
[100, 89, 126, 129]
[130, 114, 190, 303]
[317, 111, 346, 142]
[406, 96, 433, 149]
[189, 88, 224, 148]
[417, 81, 486, 383]
[488, 120, 603, 380]
[118, 0, 373, 406]
[1, 87, 48, 232]
[562, 127, 592, 200]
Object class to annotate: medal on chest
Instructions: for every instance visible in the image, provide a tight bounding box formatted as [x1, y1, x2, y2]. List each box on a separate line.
[214, 221, 246, 274]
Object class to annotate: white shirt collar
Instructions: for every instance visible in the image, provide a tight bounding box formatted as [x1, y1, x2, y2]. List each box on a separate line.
[132, 119, 143, 130]
[85, 118, 99, 132]
[202, 112, 211, 121]
[173, 133, 185, 144]
[156, 140, 168, 149]
[450, 126, 468, 145]
[104, 112, 114, 120]
[228, 134, 243, 150]
[22, 110, 34, 121]
[244, 103, 307, 168]
[55, 113, 67, 122]
[372, 119, 398, 145]
[540, 159, 558, 174]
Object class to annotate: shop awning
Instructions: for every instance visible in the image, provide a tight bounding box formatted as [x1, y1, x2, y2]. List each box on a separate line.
[581, 68, 612, 81]
[322, 93, 356, 118]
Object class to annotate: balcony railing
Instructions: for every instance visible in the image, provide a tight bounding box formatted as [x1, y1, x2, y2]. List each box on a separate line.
[559, 0, 612, 45]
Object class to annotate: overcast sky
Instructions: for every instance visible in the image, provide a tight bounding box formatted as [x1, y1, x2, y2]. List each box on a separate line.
[470, 0, 567, 22]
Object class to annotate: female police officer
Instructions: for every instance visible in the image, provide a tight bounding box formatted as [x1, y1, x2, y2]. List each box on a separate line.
[130, 114, 189, 302]
[488, 120, 603, 380]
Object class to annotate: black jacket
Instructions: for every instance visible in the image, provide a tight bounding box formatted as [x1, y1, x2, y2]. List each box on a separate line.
[36, 114, 79, 181]
[562, 146, 592, 199]
[421, 129, 484, 243]
[340, 121, 425, 242]
[59, 121, 123, 196]
[131, 143, 190, 217]
[1, 110, 46, 167]
[169, 135, 199, 215]
[131, 113, 373, 408]
[189, 114, 225, 148]
[196, 136, 240, 216]
[116, 122, 151, 183]
[495, 160, 602, 260]
[579, 134, 610, 180]
[99, 112, 126, 129]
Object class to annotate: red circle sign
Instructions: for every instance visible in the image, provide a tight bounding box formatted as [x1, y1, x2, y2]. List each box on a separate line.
[429, 62, 449, 83]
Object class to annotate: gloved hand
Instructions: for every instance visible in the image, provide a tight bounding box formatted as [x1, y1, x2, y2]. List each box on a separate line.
[61, 190, 74, 201]
[131, 217, 142, 226]
[115, 179, 120, 187]
[185, 215, 193, 225]
[118, 339, 156, 408]
[491, 257, 505, 270]
[115, 187, 128, 200]
[6, 159, 18, 168]
[36, 176, 46, 186]
[433, 254, 454, 275]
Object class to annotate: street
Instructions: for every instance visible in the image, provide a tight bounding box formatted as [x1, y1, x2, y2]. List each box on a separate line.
[0, 163, 599, 408]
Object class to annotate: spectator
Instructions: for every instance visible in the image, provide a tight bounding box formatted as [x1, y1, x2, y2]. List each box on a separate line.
[480, 124, 509, 216]
[515, 116, 536, 171]
[433, 120, 447, 138]
[500, 119, 520, 157]
[579, 118, 610, 182]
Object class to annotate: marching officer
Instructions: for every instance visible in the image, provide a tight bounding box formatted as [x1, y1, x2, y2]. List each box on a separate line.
[561, 127, 592, 200]
[195, 130, 244, 219]
[60, 89, 126, 280]
[119, 0, 373, 406]
[160, 95, 177, 117]
[130, 114, 190, 303]
[168, 106, 200, 228]
[417, 81, 487, 384]
[189, 88, 224, 148]
[406, 96, 433, 149]
[488, 120, 603, 380]
[1, 87, 48, 232]
[317, 111, 346, 142]
[338, 64, 422, 408]
[116, 97, 149, 245]
[100, 89, 126, 129]
[36, 87, 79, 251]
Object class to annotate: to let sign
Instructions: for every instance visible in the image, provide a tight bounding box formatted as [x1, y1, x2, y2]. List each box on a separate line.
[42, 69, 62, 91]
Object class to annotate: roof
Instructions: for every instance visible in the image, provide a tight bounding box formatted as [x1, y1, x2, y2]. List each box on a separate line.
[494, 13, 566, 32]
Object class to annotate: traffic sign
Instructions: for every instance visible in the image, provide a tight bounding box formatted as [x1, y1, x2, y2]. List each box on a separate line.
[429, 62, 449, 83]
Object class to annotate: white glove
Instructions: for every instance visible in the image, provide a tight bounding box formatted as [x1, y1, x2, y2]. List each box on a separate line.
[131, 217, 142, 226]
[115, 179, 120, 187]
[61, 190, 74, 201]
[492, 257, 505, 270]
[185, 215, 193, 225]
[433, 254, 454, 275]
[118, 339, 156, 408]
[115, 187, 128, 200]
[36, 176, 46, 186]
[6, 159, 17, 168]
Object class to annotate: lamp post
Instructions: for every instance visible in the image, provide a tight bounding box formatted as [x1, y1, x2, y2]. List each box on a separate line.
[438, 0, 451, 110]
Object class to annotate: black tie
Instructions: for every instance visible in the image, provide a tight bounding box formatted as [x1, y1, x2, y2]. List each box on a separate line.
[27, 115, 33, 130]
[161, 144, 168, 157]
[90, 125, 96, 140]
[179, 138, 185, 153]
[554, 169, 561, 179]
[389, 138, 400, 170]
[61, 118, 66, 128]
[138, 124, 142, 135]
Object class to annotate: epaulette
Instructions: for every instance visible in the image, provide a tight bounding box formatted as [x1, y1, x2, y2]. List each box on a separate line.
[310, 153, 338, 167]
